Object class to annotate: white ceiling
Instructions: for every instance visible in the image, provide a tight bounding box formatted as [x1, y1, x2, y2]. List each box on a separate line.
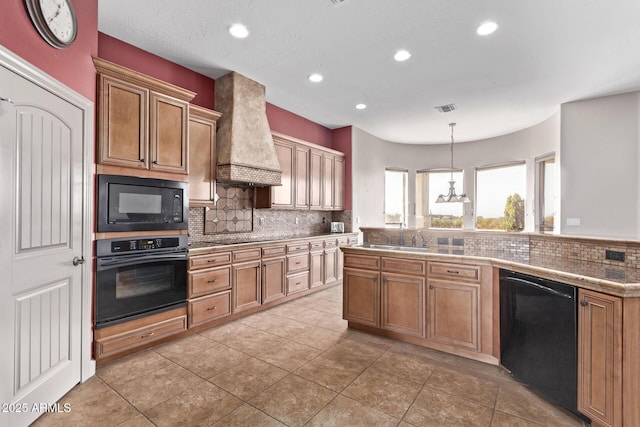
[98, 0, 640, 144]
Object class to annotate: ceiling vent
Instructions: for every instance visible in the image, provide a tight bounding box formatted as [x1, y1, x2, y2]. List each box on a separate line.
[435, 104, 457, 113]
[330, 0, 345, 4]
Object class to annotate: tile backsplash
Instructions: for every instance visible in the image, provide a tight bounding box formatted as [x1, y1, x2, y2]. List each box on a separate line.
[188, 185, 353, 244]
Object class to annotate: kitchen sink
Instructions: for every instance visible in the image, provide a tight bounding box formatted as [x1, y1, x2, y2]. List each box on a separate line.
[364, 244, 428, 253]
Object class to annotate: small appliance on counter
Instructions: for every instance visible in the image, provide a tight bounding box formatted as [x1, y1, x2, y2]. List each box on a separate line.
[330, 222, 344, 233]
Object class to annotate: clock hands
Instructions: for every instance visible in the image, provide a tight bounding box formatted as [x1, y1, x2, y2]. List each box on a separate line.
[47, 3, 62, 24]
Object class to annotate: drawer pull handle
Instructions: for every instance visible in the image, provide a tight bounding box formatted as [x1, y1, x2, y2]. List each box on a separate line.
[207, 279, 217, 283]
[446, 270, 460, 274]
[141, 332, 154, 338]
[429, 285, 434, 289]
[207, 306, 217, 311]
[295, 261, 301, 265]
[140, 158, 145, 163]
[296, 282, 301, 285]
[207, 259, 216, 263]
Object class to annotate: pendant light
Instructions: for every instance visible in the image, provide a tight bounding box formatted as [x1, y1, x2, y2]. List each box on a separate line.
[435, 123, 471, 203]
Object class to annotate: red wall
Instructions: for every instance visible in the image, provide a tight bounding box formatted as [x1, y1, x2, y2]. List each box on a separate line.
[266, 103, 333, 148]
[331, 126, 353, 210]
[0, 0, 98, 101]
[98, 33, 215, 109]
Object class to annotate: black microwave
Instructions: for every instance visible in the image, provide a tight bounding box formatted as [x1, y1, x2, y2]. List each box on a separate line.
[97, 174, 188, 232]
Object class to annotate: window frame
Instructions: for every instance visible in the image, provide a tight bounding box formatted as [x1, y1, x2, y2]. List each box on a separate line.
[416, 168, 465, 230]
[536, 154, 556, 233]
[474, 161, 527, 232]
[384, 168, 408, 228]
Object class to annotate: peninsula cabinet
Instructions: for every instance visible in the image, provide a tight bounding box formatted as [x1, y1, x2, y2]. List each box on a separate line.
[343, 253, 381, 327]
[188, 105, 222, 206]
[578, 289, 622, 427]
[232, 249, 262, 313]
[94, 58, 195, 175]
[381, 257, 426, 338]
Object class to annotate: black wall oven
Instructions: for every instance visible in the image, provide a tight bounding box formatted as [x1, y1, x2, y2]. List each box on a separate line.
[95, 235, 188, 328]
[97, 174, 188, 232]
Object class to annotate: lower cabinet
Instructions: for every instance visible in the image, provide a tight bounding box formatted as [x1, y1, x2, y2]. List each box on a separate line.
[310, 250, 324, 288]
[324, 247, 338, 284]
[189, 290, 231, 327]
[381, 273, 425, 337]
[427, 279, 479, 351]
[578, 289, 622, 427]
[232, 260, 262, 313]
[262, 256, 286, 304]
[343, 267, 380, 327]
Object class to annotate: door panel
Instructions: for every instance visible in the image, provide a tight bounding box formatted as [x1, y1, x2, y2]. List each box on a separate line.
[1, 62, 84, 426]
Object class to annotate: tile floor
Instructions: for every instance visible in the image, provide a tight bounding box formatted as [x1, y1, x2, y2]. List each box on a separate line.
[34, 284, 588, 426]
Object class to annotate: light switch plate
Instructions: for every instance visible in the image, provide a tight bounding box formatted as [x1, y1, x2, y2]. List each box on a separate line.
[566, 218, 581, 226]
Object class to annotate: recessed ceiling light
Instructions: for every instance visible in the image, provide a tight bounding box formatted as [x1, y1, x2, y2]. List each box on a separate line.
[355, 103, 367, 110]
[308, 73, 323, 83]
[394, 49, 411, 62]
[476, 21, 498, 36]
[228, 23, 249, 39]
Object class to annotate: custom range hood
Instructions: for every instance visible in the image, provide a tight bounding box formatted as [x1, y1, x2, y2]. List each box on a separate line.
[214, 72, 282, 187]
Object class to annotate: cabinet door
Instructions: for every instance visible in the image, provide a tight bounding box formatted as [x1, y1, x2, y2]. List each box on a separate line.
[324, 248, 338, 284]
[310, 251, 324, 288]
[271, 139, 295, 208]
[322, 153, 335, 210]
[309, 150, 323, 210]
[578, 289, 622, 427]
[343, 268, 379, 327]
[232, 261, 261, 313]
[382, 273, 425, 337]
[262, 257, 286, 304]
[149, 92, 189, 173]
[427, 279, 480, 351]
[333, 155, 345, 211]
[295, 145, 310, 209]
[97, 74, 149, 169]
[188, 105, 220, 206]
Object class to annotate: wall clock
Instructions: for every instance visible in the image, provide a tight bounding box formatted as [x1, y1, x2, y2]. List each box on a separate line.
[24, 0, 78, 49]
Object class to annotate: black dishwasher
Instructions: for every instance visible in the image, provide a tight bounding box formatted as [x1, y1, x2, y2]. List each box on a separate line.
[500, 269, 581, 416]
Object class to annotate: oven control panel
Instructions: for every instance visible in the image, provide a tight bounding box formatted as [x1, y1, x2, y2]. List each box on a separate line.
[111, 238, 179, 253]
[96, 235, 188, 256]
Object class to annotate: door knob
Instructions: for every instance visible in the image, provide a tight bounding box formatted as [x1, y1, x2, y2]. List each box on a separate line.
[72, 256, 85, 266]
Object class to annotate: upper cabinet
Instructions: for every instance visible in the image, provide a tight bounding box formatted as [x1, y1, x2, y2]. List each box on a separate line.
[94, 58, 196, 175]
[256, 132, 345, 211]
[188, 105, 222, 206]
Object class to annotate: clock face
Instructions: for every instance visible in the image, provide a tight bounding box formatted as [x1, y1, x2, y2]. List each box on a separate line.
[24, 0, 78, 48]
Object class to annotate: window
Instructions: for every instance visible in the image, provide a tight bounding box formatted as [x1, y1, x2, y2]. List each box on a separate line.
[384, 168, 408, 227]
[476, 163, 526, 231]
[416, 170, 464, 229]
[537, 156, 556, 233]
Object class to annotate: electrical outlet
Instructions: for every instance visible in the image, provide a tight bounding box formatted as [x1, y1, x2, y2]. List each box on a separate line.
[295, 217, 299, 225]
[322, 217, 326, 224]
[259, 217, 265, 226]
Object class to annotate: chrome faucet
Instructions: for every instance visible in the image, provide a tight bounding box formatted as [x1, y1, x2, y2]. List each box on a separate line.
[398, 224, 404, 246]
[417, 230, 426, 247]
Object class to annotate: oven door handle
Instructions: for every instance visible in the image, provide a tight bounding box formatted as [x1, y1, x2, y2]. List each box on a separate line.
[97, 253, 187, 270]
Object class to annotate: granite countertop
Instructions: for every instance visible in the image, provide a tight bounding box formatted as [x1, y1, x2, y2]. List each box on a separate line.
[188, 232, 358, 255]
[344, 244, 640, 297]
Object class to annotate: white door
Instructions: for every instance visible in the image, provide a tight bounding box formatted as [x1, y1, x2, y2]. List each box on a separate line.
[0, 62, 85, 427]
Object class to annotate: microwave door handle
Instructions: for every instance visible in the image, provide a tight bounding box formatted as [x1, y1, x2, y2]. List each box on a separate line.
[97, 253, 187, 270]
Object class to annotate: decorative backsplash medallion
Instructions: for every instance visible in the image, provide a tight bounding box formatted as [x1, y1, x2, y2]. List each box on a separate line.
[204, 186, 253, 234]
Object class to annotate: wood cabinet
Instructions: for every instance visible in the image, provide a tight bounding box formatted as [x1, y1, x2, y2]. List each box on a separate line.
[232, 260, 262, 313]
[427, 262, 482, 351]
[578, 289, 622, 427]
[94, 58, 195, 175]
[256, 132, 345, 211]
[310, 248, 324, 288]
[189, 291, 231, 327]
[262, 254, 286, 304]
[324, 246, 338, 284]
[188, 105, 222, 206]
[381, 257, 426, 338]
[309, 149, 323, 210]
[187, 252, 233, 328]
[95, 307, 187, 365]
[343, 268, 380, 327]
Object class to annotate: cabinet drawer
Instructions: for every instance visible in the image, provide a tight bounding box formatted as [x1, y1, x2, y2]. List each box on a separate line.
[233, 248, 261, 262]
[428, 262, 480, 282]
[344, 254, 380, 270]
[310, 241, 324, 251]
[287, 272, 310, 295]
[262, 245, 286, 259]
[287, 253, 309, 273]
[96, 315, 187, 359]
[324, 239, 337, 248]
[188, 266, 231, 298]
[337, 237, 349, 246]
[287, 242, 309, 254]
[188, 291, 231, 327]
[189, 252, 231, 270]
[382, 257, 426, 276]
